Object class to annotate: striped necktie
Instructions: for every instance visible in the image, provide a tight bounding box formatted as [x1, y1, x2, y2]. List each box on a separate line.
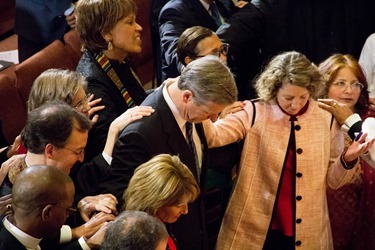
[209, 2, 223, 27]
[186, 122, 200, 183]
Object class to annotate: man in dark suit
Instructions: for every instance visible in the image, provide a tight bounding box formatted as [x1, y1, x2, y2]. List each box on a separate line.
[97, 56, 238, 250]
[0, 165, 75, 250]
[158, 0, 240, 82]
[15, 0, 76, 62]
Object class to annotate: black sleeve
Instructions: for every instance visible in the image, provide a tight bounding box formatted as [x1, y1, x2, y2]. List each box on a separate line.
[348, 121, 363, 140]
[95, 130, 151, 209]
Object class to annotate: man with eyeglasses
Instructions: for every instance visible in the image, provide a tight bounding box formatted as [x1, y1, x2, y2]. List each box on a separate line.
[0, 165, 108, 250]
[0, 101, 116, 249]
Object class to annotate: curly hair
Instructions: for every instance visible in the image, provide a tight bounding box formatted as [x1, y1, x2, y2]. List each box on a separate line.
[255, 51, 325, 102]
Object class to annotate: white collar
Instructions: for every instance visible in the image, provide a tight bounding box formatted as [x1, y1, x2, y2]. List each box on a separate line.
[3, 216, 42, 250]
[162, 80, 187, 133]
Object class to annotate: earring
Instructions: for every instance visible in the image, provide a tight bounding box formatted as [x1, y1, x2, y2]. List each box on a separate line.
[107, 41, 113, 50]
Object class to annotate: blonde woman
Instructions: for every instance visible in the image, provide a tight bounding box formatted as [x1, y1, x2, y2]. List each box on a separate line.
[123, 154, 200, 249]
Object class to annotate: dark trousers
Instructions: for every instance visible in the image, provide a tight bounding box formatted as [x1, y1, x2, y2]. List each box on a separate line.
[17, 36, 46, 63]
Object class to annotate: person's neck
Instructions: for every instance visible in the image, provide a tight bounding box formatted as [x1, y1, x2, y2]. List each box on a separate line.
[9, 214, 43, 239]
[167, 80, 186, 119]
[25, 152, 47, 166]
[102, 49, 128, 63]
[202, 0, 214, 5]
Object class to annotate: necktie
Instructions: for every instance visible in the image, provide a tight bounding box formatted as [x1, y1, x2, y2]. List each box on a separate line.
[186, 122, 200, 183]
[209, 2, 223, 27]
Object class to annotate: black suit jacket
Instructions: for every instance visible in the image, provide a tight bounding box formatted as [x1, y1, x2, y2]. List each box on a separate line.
[0, 221, 83, 250]
[97, 88, 209, 250]
[0, 225, 27, 250]
[158, 0, 236, 82]
[76, 50, 147, 162]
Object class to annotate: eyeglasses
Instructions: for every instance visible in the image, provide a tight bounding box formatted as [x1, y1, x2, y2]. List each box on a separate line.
[195, 43, 230, 58]
[51, 204, 77, 217]
[73, 93, 91, 111]
[63, 146, 85, 157]
[331, 81, 364, 91]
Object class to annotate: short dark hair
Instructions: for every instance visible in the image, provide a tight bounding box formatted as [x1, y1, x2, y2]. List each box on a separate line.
[76, 0, 138, 53]
[101, 211, 168, 250]
[177, 26, 215, 65]
[21, 101, 91, 154]
[12, 165, 73, 214]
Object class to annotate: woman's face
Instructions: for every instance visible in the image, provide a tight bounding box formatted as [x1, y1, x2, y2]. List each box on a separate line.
[108, 13, 142, 57]
[328, 67, 361, 109]
[155, 203, 189, 224]
[70, 86, 90, 116]
[276, 83, 310, 115]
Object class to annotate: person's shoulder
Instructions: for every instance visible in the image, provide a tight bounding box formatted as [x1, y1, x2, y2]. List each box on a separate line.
[161, 0, 191, 12]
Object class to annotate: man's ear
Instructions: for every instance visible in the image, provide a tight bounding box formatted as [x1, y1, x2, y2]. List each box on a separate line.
[182, 90, 193, 104]
[184, 56, 193, 65]
[45, 144, 54, 159]
[41, 205, 54, 221]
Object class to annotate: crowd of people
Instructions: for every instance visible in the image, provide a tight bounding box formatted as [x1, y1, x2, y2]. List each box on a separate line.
[2, 0, 375, 249]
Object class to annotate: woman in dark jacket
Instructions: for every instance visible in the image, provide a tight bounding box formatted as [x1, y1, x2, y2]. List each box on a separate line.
[75, 0, 148, 161]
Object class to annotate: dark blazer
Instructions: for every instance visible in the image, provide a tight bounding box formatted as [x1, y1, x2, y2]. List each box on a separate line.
[0, 225, 26, 250]
[15, 0, 71, 44]
[97, 88, 209, 250]
[158, 0, 236, 81]
[216, 0, 274, 100]
[76, 50, 147, 162]
[0, 221, 83, 250]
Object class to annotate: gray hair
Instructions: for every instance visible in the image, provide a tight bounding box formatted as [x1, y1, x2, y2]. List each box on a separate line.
[178, 55, 238, 105]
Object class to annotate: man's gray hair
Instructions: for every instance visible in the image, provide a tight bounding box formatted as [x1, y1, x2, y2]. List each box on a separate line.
[178, 55, 238, 105]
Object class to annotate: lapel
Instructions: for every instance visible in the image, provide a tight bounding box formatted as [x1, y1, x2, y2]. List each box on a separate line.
[0, 225, 28, 250]
[152, 90, 208, 188]
[186, 0, 219, 30]
[216, 0, 236, 18]
[195, 123, 208, 190]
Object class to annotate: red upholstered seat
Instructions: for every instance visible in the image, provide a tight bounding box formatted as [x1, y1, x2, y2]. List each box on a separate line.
[128, 0, 154, 85]
[14, 39, 77, 108]
[0, 74, 26, 143]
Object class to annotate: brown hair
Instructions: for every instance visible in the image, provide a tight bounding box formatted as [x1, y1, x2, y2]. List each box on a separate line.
[177, 26, 215, 65]
[318, 53, 369, 117]
[76, 0, 137, 52]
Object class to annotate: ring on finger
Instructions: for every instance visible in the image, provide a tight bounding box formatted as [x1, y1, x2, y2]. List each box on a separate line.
[331, 102, 337, 107]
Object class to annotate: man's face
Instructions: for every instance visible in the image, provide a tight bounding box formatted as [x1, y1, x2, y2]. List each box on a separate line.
[195, 34, 227, 63]
[48, 128, 88, 174]
[46, 183, 75, 236]
[184, 98, 228, 123]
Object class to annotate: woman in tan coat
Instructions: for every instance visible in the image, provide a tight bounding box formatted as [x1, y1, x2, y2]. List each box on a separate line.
[203, 51, 374, 249]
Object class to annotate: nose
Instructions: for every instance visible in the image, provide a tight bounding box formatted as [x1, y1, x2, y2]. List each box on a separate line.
[344, 84, 354, 93]
[81, 102, 91, 114]
[77, 152, 85, 162]
[180, 204, 188, 215]
[219, 53, 227, 63]
[136, 22, 142, 31]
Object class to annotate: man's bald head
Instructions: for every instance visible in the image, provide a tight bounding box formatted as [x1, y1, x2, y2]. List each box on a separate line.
[12, 165, 74, 214]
